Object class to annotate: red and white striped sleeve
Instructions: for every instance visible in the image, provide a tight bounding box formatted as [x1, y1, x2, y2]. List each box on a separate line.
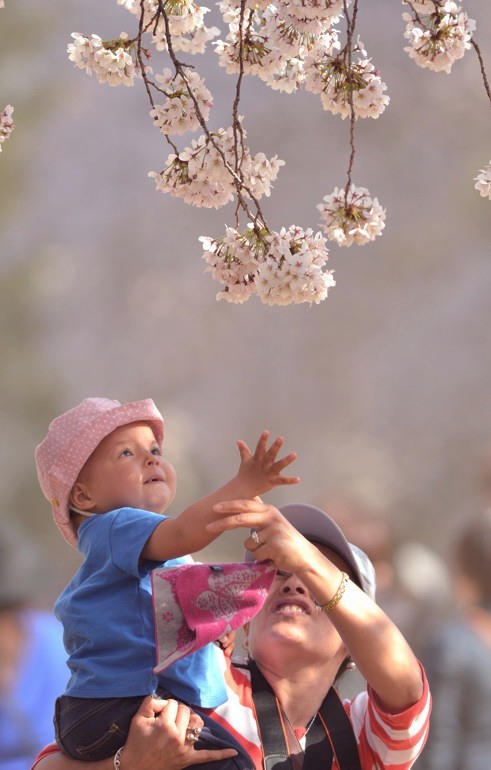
[30, 743, 60, 769]
[344, 664, 431, 770]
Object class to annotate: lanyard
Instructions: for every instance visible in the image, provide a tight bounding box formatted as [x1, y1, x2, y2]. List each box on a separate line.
[246, 661, 362, 770]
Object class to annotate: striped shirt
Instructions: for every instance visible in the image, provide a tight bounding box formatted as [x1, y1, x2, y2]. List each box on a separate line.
[205, 658, 431, 770]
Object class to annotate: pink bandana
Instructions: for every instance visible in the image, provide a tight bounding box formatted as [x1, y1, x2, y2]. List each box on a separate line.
[151, 560, 275, 673]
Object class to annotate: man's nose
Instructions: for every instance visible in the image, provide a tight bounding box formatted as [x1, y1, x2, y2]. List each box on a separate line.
[280, 576, 307, 595]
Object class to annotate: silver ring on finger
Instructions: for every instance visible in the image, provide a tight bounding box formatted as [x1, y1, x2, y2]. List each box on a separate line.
[186, 726, 201, 743]
[250, 528, 260, 546]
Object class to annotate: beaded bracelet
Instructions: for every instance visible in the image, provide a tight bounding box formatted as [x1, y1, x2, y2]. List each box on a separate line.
[321, 572, 349, 613]
[113, 747, 124, 770]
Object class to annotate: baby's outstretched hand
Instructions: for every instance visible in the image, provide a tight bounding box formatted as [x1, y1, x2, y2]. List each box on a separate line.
[236, 430, 300, 494]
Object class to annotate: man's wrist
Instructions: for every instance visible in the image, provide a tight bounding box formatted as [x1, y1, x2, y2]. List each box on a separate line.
[113, 746, 124, 770]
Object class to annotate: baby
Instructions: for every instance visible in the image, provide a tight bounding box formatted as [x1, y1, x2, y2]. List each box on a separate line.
[35, 397, 298, 762]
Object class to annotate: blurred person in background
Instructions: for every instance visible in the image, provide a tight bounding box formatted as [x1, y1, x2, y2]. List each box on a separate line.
[415, 510, 491, 770]
[0, 518, 68, 770]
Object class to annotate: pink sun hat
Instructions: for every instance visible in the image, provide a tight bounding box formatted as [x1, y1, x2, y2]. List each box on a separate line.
[35, 397, 164, 548]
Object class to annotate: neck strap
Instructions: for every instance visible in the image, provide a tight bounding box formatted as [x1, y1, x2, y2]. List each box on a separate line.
[245, 660, 362, 770]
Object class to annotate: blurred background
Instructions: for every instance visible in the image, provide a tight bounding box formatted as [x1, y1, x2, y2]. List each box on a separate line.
[0, 0, 490, 601]
[0, 2, 490, 765]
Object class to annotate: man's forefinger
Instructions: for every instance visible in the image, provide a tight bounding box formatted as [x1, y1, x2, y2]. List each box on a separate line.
[189, 748, 239, 765]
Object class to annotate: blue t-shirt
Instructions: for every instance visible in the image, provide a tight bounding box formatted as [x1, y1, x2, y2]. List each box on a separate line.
[55, 507, 226, 707]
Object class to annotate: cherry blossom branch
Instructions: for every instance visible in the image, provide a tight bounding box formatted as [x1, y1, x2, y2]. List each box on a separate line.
[471, 39, 491, 107]
[232, 0, 269, 231]
[343, 0, 358, 196]
[62, 0, 490, 304]
[147, 0, 269, 226]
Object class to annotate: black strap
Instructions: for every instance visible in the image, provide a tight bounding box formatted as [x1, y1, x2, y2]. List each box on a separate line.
[246, 661, 362, 770]
[317, 691, 362, 770]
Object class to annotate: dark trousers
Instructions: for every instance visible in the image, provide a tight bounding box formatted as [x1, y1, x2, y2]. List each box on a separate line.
[54, 693, 144, 760]
[54, 691, 253, 768]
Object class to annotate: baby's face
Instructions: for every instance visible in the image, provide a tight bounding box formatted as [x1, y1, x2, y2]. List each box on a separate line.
[71, 422, 177, 516]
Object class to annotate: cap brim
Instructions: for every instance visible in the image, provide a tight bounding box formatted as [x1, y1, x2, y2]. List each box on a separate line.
[245, 503, 376, 599]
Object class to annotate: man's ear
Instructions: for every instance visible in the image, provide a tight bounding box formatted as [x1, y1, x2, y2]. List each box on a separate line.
[69, 481, 95, 512]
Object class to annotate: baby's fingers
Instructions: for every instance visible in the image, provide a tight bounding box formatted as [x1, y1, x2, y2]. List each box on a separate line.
[251, 430, 272, 459]
[259, 435, 285, 464]
[236, 439, 252, 462]
[274, 451, 298, 471]
[272, 473, 300, 486]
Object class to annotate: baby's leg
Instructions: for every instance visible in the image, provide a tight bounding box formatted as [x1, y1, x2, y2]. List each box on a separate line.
[54, 694, 145, 761]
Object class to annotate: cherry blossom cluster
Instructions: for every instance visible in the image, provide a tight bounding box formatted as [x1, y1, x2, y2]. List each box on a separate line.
[201, 223, 335, 304]
[401, 1, 489, 200]
[474, 162, 491, 200]
[317, 185, 385, 247]
[303, 38, 389, 119]
[0, 104, 14, 152]
[117, 0, 220, 55]
[402, 1, 475, 74]
[151, 69, 213, 136]
[67, 32, 138, 87]
[214, 1, 341, 93]
[58, 0, 490, 304]
[214, 0, 388, 119]
[149, 123, 284, 209]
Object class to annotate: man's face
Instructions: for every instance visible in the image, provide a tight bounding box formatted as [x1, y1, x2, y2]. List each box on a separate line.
[245, 543, 355, 667]
[71, 422, 177, 515]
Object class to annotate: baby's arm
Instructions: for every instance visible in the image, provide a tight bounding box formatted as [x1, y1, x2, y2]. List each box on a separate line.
[141, 431, 299, 561]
